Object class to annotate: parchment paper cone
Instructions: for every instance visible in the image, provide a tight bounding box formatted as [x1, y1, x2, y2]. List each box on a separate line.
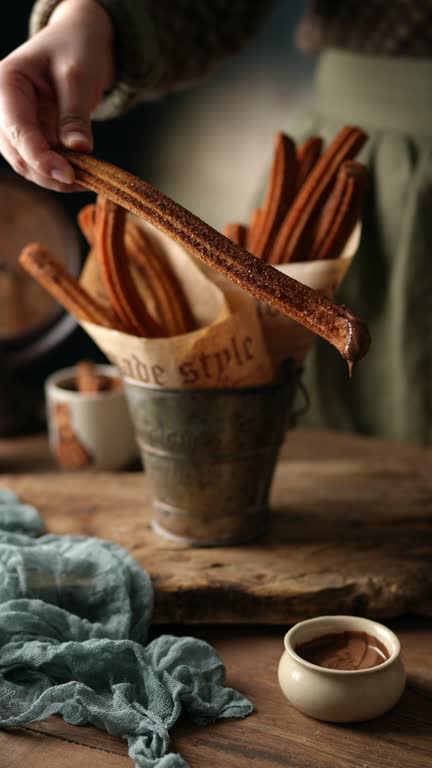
[80, 218, 274, 388]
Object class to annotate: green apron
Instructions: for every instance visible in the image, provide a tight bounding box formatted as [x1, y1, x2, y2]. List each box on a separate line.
[296, 49, 432, 444]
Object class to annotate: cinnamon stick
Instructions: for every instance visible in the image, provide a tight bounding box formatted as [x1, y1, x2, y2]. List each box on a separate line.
[76, 360, 102, 393]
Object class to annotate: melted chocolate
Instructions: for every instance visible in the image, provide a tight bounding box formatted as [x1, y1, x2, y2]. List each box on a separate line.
[343, 308, 371, 371]
[296, 631, 389, 671]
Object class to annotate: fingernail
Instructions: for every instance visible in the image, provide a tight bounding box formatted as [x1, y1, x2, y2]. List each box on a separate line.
[62, 131, 92, 150]
[50, 164, 75, 185]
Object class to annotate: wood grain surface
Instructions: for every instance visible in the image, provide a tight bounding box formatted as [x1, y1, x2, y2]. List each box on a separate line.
[1, 429, 431, 624]
[1, 431, 431, 767]
[2, 622, 431, 768]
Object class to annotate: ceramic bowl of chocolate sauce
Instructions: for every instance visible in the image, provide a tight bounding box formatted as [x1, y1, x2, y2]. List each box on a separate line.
[278, 615, 406, 722]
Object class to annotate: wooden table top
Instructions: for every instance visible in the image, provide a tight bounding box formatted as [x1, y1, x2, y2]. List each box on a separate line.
[1, 429, 432, 767]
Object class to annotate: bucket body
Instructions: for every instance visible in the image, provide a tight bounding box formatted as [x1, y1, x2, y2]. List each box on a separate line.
[125, 367, 298, 545]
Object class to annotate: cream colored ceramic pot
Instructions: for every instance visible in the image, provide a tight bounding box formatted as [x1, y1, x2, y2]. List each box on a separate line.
[278, 615, 406, 723]
[45, 365, 138, 471]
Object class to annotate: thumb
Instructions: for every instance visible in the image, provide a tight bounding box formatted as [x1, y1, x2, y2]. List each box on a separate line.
[55, 64, 94, 152]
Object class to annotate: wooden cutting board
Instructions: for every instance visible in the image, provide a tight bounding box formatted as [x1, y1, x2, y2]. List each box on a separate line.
[3, 431, 432, 624]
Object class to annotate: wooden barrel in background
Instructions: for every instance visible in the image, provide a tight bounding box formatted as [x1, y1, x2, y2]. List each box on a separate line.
[0, 171, 82, 436]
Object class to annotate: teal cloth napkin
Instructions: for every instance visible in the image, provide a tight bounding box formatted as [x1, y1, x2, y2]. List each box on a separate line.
[0, 489, 252, 767]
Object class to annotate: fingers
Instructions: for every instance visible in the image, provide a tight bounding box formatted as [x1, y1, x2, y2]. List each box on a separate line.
[37, 91, 59, 148]
[0, 129, 80, 192]
[0, 0, 113, 194]
[53, 61, 94, 152]
[0, 65, 74, 185]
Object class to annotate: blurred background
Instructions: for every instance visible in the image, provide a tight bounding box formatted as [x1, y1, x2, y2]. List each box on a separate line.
[124, 0, 315, 228]
[0, 0, 316, 434]
[0, 0, 315, 225]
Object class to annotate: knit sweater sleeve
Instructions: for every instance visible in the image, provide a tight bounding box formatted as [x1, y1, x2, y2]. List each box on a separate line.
[30, 0, 276, 119]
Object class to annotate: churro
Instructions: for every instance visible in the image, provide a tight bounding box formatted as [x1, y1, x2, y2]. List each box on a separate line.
[19, 242, 124, 330]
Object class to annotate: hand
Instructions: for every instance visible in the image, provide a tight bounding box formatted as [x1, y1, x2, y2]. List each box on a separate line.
[0, 0, 114, 191]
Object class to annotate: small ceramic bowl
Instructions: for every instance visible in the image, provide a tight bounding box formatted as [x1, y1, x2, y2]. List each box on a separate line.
[278, 615, 406, 723]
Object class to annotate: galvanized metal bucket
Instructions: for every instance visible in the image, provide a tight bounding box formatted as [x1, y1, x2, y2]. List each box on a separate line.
[124, 363, 301, 546]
